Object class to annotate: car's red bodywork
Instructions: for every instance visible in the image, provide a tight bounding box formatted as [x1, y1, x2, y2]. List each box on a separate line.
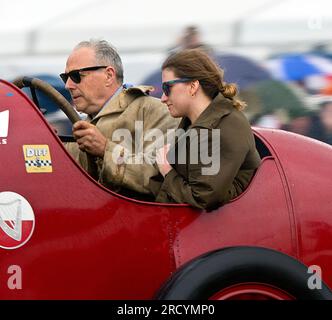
[0, 79, 332, 299]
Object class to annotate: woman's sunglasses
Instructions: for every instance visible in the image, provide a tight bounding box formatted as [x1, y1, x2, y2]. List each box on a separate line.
[59, 66, 108, 84]
[162, 78, 192, 96]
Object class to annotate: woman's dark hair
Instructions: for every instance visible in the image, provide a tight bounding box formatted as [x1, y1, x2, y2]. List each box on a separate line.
[162, 49, 246, 110]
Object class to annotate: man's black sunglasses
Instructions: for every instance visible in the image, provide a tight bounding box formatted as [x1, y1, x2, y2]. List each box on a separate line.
[162, 78, 192, 96]
[59, 66, 108, 84]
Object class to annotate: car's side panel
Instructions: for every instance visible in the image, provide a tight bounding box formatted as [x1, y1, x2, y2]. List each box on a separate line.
[259, 129, 332, 289]
[172, 158, 295, 267]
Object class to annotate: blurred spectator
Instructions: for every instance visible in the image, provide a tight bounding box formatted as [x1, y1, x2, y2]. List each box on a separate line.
[168, 25, 213, 55]
[281, 109, 313, 136]
[308, 101, 332, 145]
[286, 116, 311, 135]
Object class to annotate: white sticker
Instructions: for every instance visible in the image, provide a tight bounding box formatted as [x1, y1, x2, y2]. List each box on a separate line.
[0, 110, 9, 138]
[0, 110, 9, 145]
[0, 192, 35, 250]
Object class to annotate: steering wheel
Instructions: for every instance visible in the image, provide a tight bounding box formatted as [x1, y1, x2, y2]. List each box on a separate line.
[12, 76, 81, 124]
[13, 76, 99, 180]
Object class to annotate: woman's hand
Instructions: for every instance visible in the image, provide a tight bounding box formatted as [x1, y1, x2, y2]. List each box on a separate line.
[156, 144, 172, 177]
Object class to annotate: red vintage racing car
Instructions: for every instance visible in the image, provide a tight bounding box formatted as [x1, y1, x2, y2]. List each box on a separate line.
[0, 78, 332, 300]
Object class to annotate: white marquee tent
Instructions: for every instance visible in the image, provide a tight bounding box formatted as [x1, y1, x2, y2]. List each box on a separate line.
[1, 0, 332, 82]
[1, 0, 331, 54]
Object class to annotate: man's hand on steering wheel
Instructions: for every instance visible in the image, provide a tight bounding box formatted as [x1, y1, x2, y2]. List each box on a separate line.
[73, 121, 107, 158]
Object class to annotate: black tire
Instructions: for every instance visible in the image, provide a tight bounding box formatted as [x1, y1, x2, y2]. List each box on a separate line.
[156, 246, 332, 300]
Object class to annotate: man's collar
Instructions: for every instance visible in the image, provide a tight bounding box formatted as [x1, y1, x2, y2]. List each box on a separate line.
[91, 84, 124, 119]
[90, 84, 154, 122]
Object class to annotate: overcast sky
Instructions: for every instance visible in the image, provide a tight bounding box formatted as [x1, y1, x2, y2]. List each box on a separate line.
[0, 0, 331, 55]
[1, 0, 331, 31]
[1, 0, 332, 80]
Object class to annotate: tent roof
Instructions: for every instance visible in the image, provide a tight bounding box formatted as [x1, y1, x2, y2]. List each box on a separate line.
[1, 0, 331, 54]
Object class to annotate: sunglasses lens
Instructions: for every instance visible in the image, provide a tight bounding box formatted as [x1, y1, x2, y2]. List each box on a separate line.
[60, 71, 81, 84]
[162, 83, 170, 96]
[69, 71, 81, 84]
[60, 73, 68, 84]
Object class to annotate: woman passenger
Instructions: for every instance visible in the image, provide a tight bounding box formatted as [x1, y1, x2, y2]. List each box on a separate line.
[150, 49, 261, 211]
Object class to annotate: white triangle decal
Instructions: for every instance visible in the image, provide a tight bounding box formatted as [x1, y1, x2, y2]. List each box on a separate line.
[0, 199, 22, 241]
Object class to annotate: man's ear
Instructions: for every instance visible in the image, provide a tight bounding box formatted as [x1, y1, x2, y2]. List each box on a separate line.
[105, 66, 116, 86]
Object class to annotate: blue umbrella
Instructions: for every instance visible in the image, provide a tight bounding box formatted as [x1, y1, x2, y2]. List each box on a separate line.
[215, 54, 272, 90]
[266, 54, 332, 81]
[142, 53, 272, 98]
[142, 71, 163, 98]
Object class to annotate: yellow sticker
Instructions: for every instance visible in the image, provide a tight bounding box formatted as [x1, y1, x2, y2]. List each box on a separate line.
[23, 145, 53, 173]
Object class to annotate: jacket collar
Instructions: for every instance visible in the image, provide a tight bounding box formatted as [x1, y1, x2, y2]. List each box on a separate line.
[178, 93, 234, 130]
[90, 85, 154, 123]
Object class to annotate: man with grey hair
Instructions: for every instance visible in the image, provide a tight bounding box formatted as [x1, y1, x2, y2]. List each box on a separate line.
[62, 39, 178, 199]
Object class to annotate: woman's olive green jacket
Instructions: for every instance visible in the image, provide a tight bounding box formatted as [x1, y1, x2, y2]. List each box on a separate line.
[150, 93, 261, 211]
